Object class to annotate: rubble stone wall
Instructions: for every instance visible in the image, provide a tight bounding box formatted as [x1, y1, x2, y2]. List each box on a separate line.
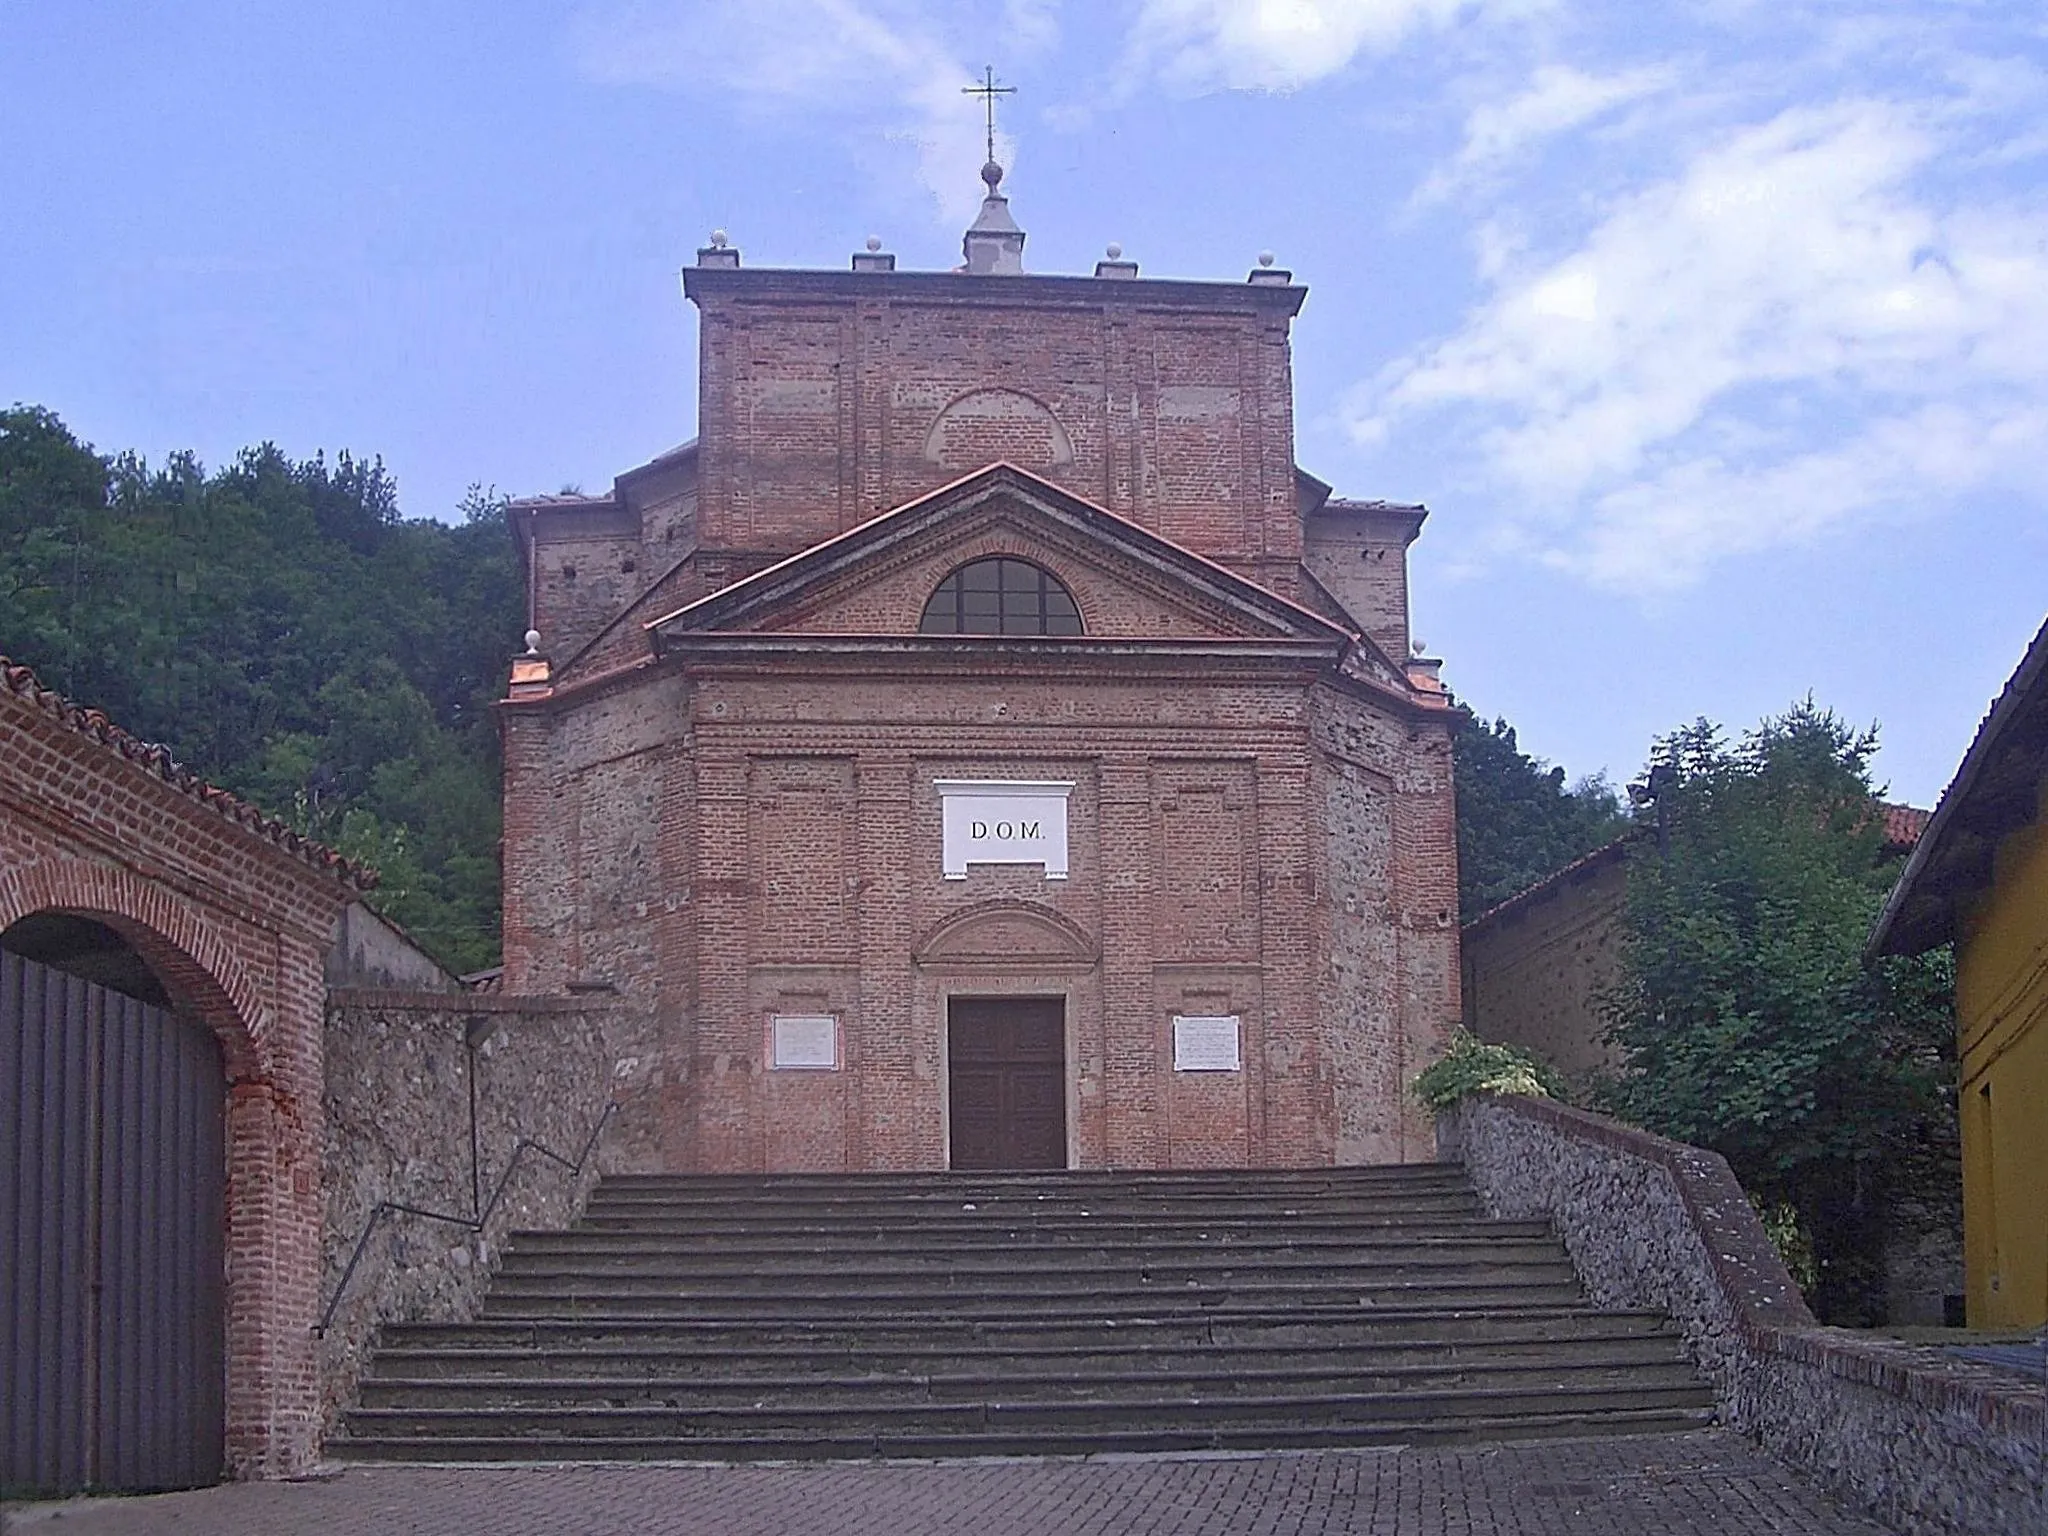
[1444, 1093, 2046, 1536]
[318, 990, 617, 1435]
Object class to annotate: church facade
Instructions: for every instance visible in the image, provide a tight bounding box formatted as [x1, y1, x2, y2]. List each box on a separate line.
[499, 171, 1460, 1173]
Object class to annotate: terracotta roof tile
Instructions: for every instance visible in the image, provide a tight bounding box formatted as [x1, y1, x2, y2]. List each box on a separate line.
[1, 655, 375, 891]
[1880, 802, 1931, 851]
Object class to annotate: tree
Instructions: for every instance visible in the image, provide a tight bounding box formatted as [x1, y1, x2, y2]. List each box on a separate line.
[1451, 705, 1628, 918]
[1596, 701, 1955, 1324]
[0, 407, 523, 975]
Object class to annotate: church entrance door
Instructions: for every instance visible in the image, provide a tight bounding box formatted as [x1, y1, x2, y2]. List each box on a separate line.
[947, 996, 1066, 1170]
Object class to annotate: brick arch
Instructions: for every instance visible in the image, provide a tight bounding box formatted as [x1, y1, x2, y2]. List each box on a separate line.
[914, 900, 1098, 966]
[0, 858, 269, 1082]
[923, 388, 1075, 472]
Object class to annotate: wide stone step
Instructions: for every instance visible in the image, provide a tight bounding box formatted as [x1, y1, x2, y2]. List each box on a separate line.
[335, 1403, 1718, 1464]
[365, 1333, 1692, 1384]
[338, 1165, 1714, 1466]
[377, 1304, 1668, 1356]
[584, 1174, 1477, 1202]
[485, 1252, 1577, 1290]
[502, 1223, 1557, 1259]
[478, 1277, 1591, 1319]
[581, 1191, 1484, 1219]
[343, 1379, 1714, 1445]
[563, 1205, 1499, 1235]
[358, 1355, 1705, 1411]
[490, 1241, 1572, 1281]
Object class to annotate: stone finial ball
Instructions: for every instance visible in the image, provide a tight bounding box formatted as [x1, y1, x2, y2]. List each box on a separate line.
[1411, 639, 1427, 656]
[866, 235, 883, 252]
[524, 629, 542, 653]
[982, 159, 1004, 189]
[1258, 251, 1275, 268]
[709, 229, 728, 248]
[1106, 242, 1122, 260]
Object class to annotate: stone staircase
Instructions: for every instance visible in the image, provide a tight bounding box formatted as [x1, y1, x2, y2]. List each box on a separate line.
[335, 1165, 1714, 1462]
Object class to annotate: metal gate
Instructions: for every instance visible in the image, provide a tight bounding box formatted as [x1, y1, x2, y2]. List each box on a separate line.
[2, 947, 227, 1496]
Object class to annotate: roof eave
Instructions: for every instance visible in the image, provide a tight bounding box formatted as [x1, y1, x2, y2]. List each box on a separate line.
[1868, 612, 2048, 959]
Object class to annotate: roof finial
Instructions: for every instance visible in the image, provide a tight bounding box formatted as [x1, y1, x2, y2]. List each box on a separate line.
[961, 66, 1026, 276]
[963, 65, 1016, 182]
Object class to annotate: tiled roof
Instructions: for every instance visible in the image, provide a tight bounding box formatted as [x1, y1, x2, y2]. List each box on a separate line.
[1, 655, 375, 891]
[1461, 836, 1633, 934]
[1465, 800, 1929, 934]
[1880, 803, 1932, 851]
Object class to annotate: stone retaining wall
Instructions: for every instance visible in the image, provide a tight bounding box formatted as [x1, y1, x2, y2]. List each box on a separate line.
[318, 990, 619, 1435]
[1443, 1093, 2045, 1536]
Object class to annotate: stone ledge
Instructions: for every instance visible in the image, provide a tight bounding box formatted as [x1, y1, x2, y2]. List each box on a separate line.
[1755, 1322, 2044, 1436]
[324, 987, 617, 1015]
[1460, 1092, 1815, 1329]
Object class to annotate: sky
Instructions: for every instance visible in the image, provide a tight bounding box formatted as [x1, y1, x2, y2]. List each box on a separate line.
[2, 1, 2044, 808]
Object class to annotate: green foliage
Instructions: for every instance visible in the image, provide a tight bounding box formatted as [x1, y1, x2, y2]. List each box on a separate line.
[1597, 700, 1956, 1324]
[0, 406, 523, 975]
[1751, 1196, 1820, 1294]
[1451, 706, 1628, 918]
[1412, 1029, 1567, 1111]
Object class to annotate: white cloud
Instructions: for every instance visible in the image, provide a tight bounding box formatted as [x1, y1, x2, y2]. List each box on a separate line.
[1419, 62, 1675, 198]
[1126, 0, 1503, 92]
[1352, 96, 2048, 589]
[572, 0, 1013, 222]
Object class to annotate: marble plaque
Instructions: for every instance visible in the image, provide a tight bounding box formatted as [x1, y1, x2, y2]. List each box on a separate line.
[770, 1014, 839, 1070]
[937, 779, 1072, 879]
[1172, 1014, 1242, 1072]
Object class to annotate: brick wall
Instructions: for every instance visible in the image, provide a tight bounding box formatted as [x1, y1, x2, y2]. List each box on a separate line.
[500, 260, 1458, 1178]
[1, 678, 358, 1479]
[1460, 845, 1630, 1080]
[502, 619, 1460, 1173]
[683, 270, 1305, 574]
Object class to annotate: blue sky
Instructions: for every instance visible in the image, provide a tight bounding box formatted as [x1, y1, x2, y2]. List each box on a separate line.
[3, 1, 2044, 807]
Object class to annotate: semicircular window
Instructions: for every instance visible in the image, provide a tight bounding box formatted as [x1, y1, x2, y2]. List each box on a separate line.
[919, 557, 1084, 636]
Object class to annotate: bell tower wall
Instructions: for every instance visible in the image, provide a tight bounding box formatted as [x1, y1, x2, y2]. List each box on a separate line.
[683, 268, 1308, 588]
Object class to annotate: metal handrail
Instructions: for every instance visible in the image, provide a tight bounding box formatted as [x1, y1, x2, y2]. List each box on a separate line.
[314, 1099, 618, 1338]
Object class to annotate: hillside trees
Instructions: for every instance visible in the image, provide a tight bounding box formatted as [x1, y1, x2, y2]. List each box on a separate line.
[1597, 702, 1955, 1323]
[0, 405, 522, 973]
[1451, 706, 1628, 918]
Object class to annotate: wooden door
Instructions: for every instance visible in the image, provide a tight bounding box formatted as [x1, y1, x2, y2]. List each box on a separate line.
[948, 997, 1066, 1170]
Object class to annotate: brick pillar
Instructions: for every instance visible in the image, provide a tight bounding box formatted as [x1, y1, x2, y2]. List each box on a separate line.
[1099, 757, 1157, 1167]
[689, 744, 753, 1169]
[223, 931, 329, 1478]
[855, 754, 919, 1168]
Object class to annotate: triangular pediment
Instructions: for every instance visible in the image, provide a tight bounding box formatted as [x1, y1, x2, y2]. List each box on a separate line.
[647, 464, 1350, 650]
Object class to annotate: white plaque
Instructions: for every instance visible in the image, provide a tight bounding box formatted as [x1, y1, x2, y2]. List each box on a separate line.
[1173, 1015, 1242, 1072]
[769, 1014, 839, 1070]
[937, 780, 1072, 880]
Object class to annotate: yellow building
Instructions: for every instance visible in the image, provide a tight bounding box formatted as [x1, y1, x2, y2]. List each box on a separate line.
[1872, 614, 2048, 1329]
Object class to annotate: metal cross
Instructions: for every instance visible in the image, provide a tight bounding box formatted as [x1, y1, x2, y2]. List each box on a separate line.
[963, 66, 1016, 165]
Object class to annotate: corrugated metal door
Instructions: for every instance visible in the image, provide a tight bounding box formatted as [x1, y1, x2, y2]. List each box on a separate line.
[2, 948, 226, 1496]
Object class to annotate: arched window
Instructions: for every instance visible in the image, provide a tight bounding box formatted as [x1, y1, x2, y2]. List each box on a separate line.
[919, 558, 1083, 636]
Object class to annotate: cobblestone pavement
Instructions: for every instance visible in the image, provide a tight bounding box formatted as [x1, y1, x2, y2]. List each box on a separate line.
[3, 1431, 1899, 1535]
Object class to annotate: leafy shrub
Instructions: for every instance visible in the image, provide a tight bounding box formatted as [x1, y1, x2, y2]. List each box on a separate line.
[1412, 1029, 1566, 1112]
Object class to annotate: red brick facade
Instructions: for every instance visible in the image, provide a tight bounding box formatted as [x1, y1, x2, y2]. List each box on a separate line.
[1, 661, 362, 1478]
[501, 238, 1460, 1172]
